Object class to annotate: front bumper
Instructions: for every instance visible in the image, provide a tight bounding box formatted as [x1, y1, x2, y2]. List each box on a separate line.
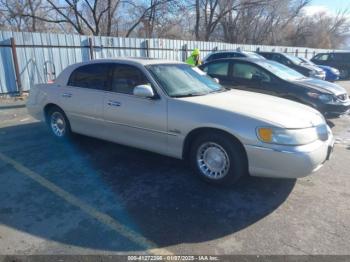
[325, 73, 340, 82]
[320, 100, 350, 116]
[244, 131, 334, 179]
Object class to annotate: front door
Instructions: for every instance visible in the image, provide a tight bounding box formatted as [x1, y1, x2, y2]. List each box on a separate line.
[103, 64, 168, 155]
[230, 61, 275, 95]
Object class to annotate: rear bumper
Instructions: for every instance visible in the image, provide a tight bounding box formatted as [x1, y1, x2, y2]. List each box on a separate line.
[26, 104, 45, 121]
[244, 131, 334, 179]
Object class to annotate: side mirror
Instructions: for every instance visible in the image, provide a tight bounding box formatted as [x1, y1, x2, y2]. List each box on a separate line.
[213, 78, 220, 84]
[133, 85, 155, 98]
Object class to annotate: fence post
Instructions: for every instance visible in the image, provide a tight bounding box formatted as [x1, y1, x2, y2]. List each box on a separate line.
[182, 44, 188, 62]
[10, 37, 22, 96]
[145, 39, 150, 58]
[88, 37, 94, 60]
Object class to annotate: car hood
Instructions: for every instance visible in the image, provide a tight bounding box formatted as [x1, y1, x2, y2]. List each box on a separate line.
[292, 78, 346, 95]
[300, 63, 324, 73]
[318, 65, 338, 71]
[178, 90, 325, 128]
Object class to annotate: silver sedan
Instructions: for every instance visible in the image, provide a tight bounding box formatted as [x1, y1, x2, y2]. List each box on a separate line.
[27, 58, 334, 185]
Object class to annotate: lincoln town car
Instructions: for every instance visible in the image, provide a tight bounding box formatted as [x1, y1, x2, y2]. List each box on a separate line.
[27, 58, 334, 185]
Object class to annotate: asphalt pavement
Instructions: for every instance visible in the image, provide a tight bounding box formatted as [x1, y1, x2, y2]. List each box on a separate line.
[0, 83, 349, 256]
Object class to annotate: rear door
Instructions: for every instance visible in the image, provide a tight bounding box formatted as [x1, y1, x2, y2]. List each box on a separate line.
[102, 63, 168, 155]
[59, 63, 110, 137]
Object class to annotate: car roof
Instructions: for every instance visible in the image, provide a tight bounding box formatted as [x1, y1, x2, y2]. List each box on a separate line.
[259, 51, 281, 54]
[209, 50, 253, 53]
[72, 57, 184, 67]
[202, 57, 263, 64]
[207, 50, 259, 56]
[54, 57, 184, 85]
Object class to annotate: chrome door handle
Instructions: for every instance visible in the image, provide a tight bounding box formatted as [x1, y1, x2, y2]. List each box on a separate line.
[62, 93, 72, 98]
[107, 100, 121, 107]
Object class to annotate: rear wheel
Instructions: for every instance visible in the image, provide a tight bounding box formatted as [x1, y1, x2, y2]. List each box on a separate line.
[189, 132, 247, 185]
[46, 107, 71, 139]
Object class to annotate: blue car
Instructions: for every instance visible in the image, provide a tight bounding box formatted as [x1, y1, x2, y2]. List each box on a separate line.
[299, 57, 339, 82]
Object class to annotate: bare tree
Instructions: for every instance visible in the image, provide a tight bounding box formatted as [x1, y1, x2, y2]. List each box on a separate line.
[220, 0, 310, 44]
[0, 0, 348, 48]
[0, 0, 45, 31]
[287, 9, 350, 48]
[123, 0, 176, 37]
[15, 0, 121, 35]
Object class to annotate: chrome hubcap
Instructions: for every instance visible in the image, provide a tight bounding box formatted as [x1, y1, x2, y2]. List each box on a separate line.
[50, 112, 66, 137]
[197, 142, 230, 179]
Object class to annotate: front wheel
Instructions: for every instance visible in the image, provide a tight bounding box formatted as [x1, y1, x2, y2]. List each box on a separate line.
[189, 132, 247, 185]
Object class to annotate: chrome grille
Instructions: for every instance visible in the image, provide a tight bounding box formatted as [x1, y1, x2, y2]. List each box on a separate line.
[337, 94, 348, 101]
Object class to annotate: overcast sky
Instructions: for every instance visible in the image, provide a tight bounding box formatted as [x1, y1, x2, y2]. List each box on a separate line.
[304, 0, 350, 15]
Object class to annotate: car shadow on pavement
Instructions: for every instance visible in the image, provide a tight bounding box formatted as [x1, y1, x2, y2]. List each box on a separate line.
[0, 122, 296, 252]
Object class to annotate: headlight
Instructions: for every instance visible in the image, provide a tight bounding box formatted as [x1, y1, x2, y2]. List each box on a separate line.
[307, 92, 334, 102]
[309, 71, 316, 77]
[331, 68, 339, 74]
[309, 70, 325, 78]
[257, 127, 319, 145]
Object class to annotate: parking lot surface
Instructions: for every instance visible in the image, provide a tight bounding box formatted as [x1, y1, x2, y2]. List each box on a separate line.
[0, 83, 349, 255]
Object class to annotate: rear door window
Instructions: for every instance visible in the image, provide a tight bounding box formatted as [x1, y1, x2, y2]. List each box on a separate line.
[332, 53, 350, 61]
[202, 61, 229, 77]
[209, 53, 230, 61]
[68, 63, 111, 91]
[260, 53, 272, 59]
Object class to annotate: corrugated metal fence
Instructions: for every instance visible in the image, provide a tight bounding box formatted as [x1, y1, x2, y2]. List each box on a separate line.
[0, 30, 334, 94]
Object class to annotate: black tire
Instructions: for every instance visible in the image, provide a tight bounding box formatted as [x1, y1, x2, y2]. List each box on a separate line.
[46, 106, 72, 139]
[339, 69, 349, 80]
[189, 132, 247, 185]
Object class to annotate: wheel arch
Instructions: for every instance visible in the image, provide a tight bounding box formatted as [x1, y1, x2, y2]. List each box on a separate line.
[43, 103, 64, 123]
[182, 127, 248, 165]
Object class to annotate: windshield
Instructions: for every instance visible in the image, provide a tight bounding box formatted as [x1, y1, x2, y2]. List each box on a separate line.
[147, 64, 224, 97]
[243, 52, 266, 59]
[299, 57, 315, 66]
[283, 53, 303, 65]
[256, 60, 306, 81]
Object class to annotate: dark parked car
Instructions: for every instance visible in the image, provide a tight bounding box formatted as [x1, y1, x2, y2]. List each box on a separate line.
[199, 58, 350, 117]
[311, 52, 350, 79]
[259, 52, 326, 80]
[203, 50, 265, 63]
[299, 57, 340, 82]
